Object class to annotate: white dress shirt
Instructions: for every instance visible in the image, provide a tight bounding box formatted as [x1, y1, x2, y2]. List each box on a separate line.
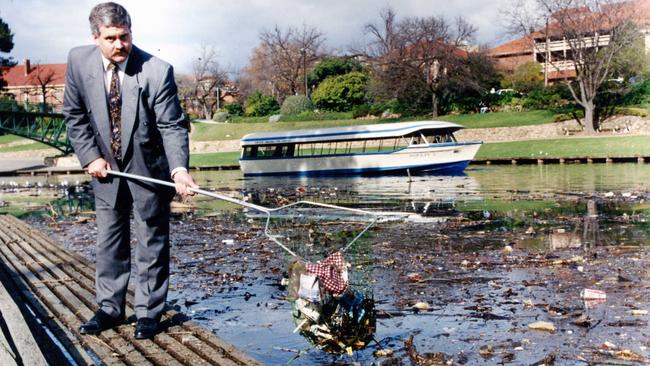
[100, 54, 187, 179]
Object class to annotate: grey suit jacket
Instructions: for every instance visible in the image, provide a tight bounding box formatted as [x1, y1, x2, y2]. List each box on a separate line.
[64, 45, 189, 220]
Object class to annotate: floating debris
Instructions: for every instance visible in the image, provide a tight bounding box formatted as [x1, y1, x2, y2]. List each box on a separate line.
[528, 321, 556, 333]
[288, 252, 376, 355]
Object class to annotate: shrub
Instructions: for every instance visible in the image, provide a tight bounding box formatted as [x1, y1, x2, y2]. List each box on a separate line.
[0, 97, 23, 111]
[312, 71, 368, 112]
[622, 79, 650, 106]
[309, 57, 363, 88]
[223, 102, 244, 116]
[244, 91, 279, 117]
[279, 110, 353, 122]
[615, 106, 649, 117]
[500, 61, 544, 93]
[554, 110, 583, 122]
[280, 95, 314, 115]
[522, 88, 563, 109]
[352, 104, 371, 118]
[212, 111, 229, 122]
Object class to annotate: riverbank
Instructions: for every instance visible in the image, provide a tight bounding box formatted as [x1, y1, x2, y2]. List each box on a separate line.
[0, 115, 648, 170]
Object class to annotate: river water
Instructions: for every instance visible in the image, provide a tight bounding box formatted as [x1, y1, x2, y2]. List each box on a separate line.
[5, 163, 650, 365]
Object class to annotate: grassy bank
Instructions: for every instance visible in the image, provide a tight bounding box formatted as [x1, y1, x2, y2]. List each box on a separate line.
[0, 134, 24, 145]
[475, 135, 650, 160]
[191, 110, 555, 141]
[0, 141, 52, 153]
[190, 151, 241, 167]
[189, 135, 650, 167]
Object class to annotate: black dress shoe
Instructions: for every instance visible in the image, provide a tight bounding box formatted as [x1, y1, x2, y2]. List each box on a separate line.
[79, 309, 125, 335]
[134, 317, 159, 339]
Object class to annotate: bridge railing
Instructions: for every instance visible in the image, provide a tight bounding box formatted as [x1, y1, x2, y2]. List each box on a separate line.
[0, 110, 73, 154]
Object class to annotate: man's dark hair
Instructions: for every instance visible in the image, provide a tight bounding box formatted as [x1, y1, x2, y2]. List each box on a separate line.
[89, 2, 131, 35]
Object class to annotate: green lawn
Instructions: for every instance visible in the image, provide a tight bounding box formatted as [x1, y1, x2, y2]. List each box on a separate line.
[190, 151, 241, 166]
[0, 141, 53, 153]
[475, 135, 650, 159]
[192, 119, 365, 141]
[437, 110, 555, 128]
[0, 134, 26, 145]
[189, 135, 650, 167]
[190, 110, 556, 142]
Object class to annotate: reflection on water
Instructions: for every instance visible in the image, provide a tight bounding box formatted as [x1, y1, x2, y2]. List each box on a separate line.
[191, 163, 650, 211]
[5, 163, 644, 216]
[469, 163, 650, 196]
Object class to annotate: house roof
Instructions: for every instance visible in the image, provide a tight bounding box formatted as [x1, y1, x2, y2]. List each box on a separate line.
[490, 0, 650, 54]
[2, 62, 67, 87]
[488, 37, 535, 57]
[532, 0, 650, 40]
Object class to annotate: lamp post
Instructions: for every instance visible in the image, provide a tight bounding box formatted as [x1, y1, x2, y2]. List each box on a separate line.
[215, 86, 221, 110]
[300, 47, 307, 97]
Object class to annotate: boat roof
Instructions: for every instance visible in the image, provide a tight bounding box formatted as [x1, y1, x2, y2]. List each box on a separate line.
[240, 121, 464, 146]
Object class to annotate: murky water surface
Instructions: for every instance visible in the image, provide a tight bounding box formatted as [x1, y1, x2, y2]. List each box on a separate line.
[6, 163, 650, 365]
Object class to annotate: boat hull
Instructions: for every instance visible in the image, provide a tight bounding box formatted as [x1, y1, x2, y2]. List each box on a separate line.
[240, 142, 482, 177]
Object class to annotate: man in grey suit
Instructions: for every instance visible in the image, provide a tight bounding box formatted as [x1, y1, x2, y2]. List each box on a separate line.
[64, 2, 198, 339]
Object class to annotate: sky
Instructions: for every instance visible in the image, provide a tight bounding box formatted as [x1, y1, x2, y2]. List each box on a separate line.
[1, 0, 514, 75]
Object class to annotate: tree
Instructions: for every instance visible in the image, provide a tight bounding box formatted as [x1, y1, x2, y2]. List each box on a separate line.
[311, 71, 369, 111]
[501, 61, 544, 92]
[248, 24, 325, 100]
[181, 45, 229, 119]
[237, 46, 276, 103]
[308, 57, 363, 88]
[364, 8, 478, 116]
[27, 63, 60, 112]
[506, 0, 643, 133]
[244, 91, 279, 116]
[0, 17, 15, 90]
[449, 50, 502, 112]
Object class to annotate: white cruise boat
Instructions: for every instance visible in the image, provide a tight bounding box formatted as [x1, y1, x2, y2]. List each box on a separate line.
[239, 121, 482, 176]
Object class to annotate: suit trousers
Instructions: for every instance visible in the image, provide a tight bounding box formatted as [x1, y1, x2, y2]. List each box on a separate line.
[95, 179, 170, 320]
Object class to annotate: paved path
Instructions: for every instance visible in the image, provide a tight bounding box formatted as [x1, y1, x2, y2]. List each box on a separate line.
[0, 158, 45, 173]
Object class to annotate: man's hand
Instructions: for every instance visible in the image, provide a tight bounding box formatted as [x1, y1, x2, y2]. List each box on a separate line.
[86, 158, 111, 178]
[172, 170, 198, 196]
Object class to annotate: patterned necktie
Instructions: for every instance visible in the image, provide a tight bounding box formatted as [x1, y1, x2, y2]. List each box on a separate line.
[108, 62, 122, 158]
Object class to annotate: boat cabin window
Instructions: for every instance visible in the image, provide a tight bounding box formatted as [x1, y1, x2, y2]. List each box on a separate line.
[420, 129, 456, 144]
[242, 144, 295, 158]
[242, 128, 459, 159]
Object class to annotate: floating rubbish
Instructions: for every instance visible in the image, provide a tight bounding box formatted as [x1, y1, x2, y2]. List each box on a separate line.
[528, 321, 556, 332]
[373, 348, 394, 357]
[412, 302, 430, 311]
[581, 288, 606, 300]
[288, 252, 376, 355]
[584, 298, 607, 309]
[629, 309, 648, 316]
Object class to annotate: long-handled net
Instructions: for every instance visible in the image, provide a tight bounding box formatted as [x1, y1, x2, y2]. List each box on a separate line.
[108, 171, 397, 355]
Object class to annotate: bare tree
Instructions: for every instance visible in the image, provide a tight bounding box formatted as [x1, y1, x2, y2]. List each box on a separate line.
[27, 63, 60, 111]
[506, 0, 642, 133]
[365, 7, 478, 116]
[238, 45, 278, 101]
[364, 7, 400, 58]
[250, 24, 325, 100]
[182, 45, 229, 119]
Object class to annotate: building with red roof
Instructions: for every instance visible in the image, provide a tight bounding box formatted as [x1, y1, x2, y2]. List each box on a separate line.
[1, 59, 67, 111]
[489, 0, 650, 83]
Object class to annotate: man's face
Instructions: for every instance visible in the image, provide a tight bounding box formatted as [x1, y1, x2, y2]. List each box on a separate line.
[94, 25, 132, 63]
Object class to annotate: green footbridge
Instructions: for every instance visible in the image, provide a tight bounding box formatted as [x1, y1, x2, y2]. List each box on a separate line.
[0, 111, 73, 154]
